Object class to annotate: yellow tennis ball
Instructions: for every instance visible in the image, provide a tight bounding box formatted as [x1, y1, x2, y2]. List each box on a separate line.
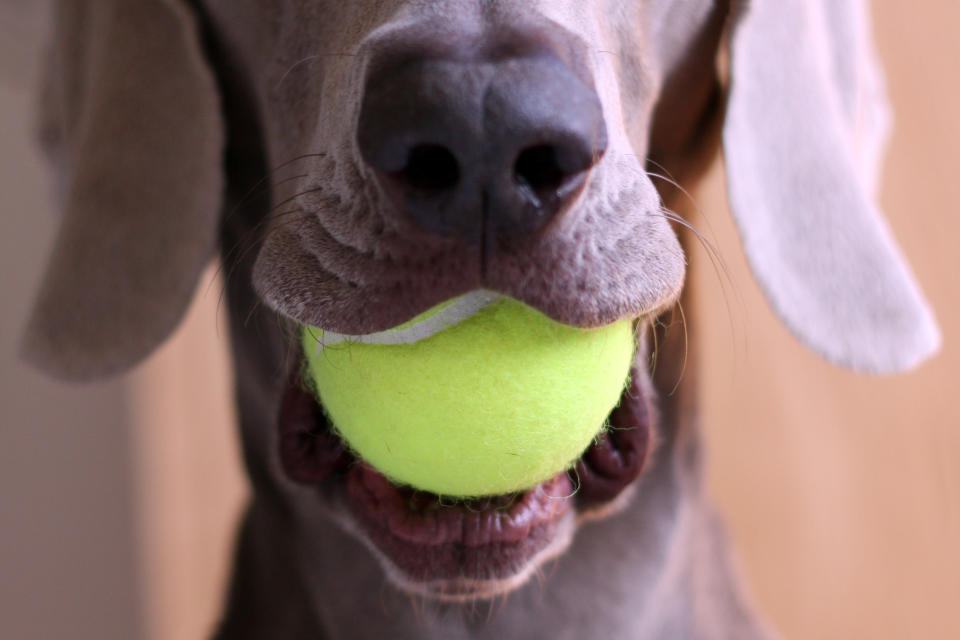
[302, 292, 634, 497]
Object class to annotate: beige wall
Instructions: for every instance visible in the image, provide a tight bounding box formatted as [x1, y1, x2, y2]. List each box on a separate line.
[2, 1, 957, 639]
[128, 272, 245, 640]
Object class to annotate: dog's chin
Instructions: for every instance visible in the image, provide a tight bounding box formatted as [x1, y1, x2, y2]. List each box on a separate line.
[338, 467, 580, 602]
[278, 340, 654, 602]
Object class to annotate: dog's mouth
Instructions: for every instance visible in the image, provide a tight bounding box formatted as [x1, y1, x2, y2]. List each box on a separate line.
[278, 347, 653, 601]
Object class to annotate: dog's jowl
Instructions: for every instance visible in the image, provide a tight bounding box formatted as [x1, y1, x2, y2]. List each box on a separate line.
[24, 0, 940, 638]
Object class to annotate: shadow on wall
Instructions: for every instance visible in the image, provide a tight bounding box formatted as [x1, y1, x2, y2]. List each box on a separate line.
[0, 1, 144, 639]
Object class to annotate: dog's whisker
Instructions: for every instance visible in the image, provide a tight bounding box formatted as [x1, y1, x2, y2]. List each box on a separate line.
[220, 153, 328, 227]
[242, 297, 266, 330]
[230, 206, 330, 327]
[646, 160, 749, 370]
[566, 465, 583, 499]
[656, 206, 742, 370]
[377, 581, 392, 618]
[645, 160, 742, 298]
[499, 589, 512, 619]
[271, 173, 311, 191]
[204, 173, 310, 300]
[649, 314, 661, 378]
[644, 161, 724, 250]
[645, 163, 705, 219]
[220, 189, 320, 282]
[216, 207, 314, 324]
[668, 300, 690, 397]
[533, 563, 547, 592]
[656, 207, 730, 289]
[274, 52, 359, 91]
[221, 171, 311, 227]
[265, 186, 327, 219]
[227, 210, 312, 314]
[214, 180, 325, 304]
[228, 211, 311, 293]
[483, 593, 497, 623]
[621, 154, 745, 369]
[405, 591, 422, 624]
[274, 54, 323, 90]
[225, 206, 305, 274]
[216, 223, 279, 319]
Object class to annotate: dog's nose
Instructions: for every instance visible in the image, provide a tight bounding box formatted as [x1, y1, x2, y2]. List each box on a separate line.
[357, 55, 607, 237]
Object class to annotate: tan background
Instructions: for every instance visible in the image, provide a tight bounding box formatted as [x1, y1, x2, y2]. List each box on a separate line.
[1, 1, 957, 638]
[699, 5, 960, 638]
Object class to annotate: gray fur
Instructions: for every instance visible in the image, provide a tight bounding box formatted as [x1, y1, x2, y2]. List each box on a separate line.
[724, 0, 941, 372]
[21, 0, 938, 637]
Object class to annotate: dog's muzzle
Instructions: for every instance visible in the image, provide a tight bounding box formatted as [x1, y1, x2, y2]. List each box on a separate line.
[357, 49, 607, 239]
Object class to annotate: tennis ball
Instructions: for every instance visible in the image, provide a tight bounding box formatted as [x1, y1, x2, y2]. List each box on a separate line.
[301, 291, 634, 497]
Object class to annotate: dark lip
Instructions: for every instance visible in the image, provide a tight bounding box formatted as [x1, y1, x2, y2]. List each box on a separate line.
[278, 351, 653, 589]
[346, 465, 576, 588]
[347, 464, 574, 548]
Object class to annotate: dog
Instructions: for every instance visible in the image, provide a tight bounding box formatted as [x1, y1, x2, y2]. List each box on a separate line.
[24, 0, 940, 637]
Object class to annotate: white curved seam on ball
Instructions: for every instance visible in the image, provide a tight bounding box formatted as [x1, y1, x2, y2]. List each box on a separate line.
[315, 289, 503, 351]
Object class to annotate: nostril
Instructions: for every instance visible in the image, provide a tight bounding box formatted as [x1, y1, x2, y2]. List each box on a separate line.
[396, 144, 460, 192]
[514, 144, 591, 206]
[515, 145, 564, 201]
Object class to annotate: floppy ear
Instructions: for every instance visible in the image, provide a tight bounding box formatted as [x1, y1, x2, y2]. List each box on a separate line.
[22, 0, 224, 381]
[723, 0, 940, 373]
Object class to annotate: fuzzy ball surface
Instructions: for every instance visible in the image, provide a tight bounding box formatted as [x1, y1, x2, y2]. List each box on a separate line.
[302, 296, 634, 497]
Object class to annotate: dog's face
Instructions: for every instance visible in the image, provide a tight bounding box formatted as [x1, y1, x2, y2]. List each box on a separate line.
[25, 0, 940, 610]
[203, 0, 724, 334]
[195, 0, 722, 600]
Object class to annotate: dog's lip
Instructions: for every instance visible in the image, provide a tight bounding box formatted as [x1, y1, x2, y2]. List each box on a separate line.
[346, 463, 573, 548]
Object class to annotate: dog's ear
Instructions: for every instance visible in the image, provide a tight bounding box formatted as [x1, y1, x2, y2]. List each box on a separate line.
[723, 0, 940, 373]
[22, 0, 224, 381]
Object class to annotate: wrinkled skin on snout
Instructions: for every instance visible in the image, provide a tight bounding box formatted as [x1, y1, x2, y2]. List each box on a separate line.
[198, 0, 725, 602]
